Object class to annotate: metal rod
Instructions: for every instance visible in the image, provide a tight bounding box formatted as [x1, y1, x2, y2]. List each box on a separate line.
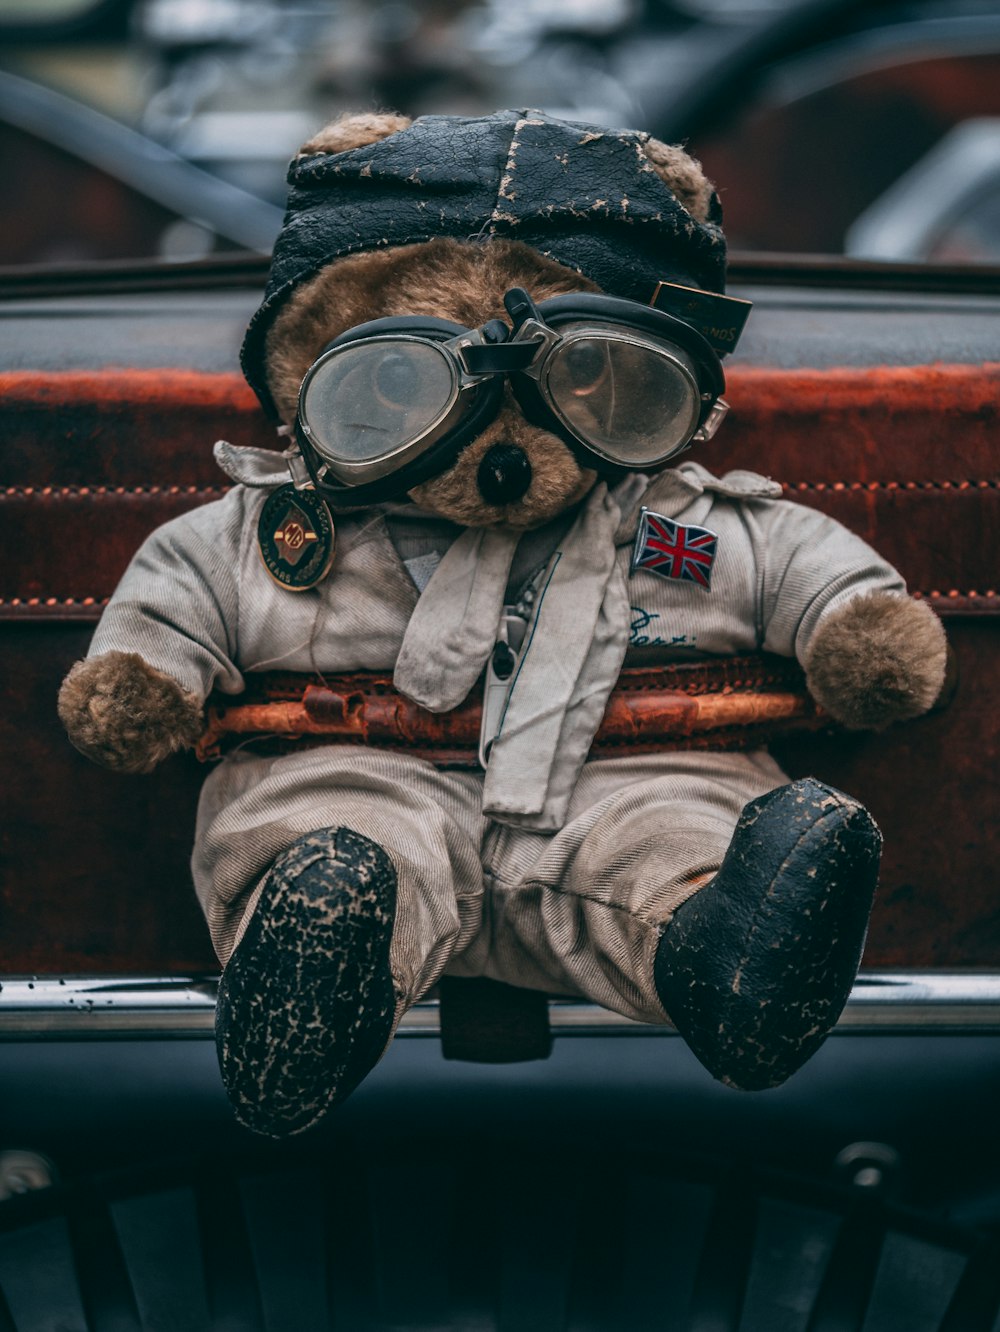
[0, 974, 999, 1040]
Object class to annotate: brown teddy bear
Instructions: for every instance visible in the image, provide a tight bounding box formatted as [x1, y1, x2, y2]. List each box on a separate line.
[59, 110, 946, 1137]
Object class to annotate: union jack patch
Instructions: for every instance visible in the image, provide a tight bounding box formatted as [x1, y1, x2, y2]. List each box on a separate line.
[631, 508, 718, 590]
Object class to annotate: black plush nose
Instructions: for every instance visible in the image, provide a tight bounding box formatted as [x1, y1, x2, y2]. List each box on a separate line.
[477, 444, 532, 505]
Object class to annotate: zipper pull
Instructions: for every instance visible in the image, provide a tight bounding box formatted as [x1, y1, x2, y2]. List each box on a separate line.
[479, 607, 529, 768]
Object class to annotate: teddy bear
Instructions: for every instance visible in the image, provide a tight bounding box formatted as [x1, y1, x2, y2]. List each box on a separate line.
[58, 109, 947, 1138]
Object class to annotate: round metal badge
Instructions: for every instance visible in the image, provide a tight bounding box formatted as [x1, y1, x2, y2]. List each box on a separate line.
[257, 484, 335, 591]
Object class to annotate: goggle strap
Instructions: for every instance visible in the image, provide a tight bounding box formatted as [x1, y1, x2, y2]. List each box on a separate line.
[504, 287, 542, 330]
[649, 282, 753, 356]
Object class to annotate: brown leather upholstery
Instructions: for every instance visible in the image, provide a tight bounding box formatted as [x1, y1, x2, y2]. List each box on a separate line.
[1, 361, 996, 974]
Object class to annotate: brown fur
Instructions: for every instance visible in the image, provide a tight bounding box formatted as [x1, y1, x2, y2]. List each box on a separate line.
[297, 111, 412, 158]
[266, 115, 717, 528]
[642, 138, 715, 222]
[409, 389, 596, 529]
[58, 651, 203, 773]
[805, 593, 947, 729]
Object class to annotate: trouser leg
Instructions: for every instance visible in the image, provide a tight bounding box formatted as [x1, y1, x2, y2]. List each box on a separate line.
[195, 749, 485, 1134]
[472, 752, 787, 1024]
[474, 750, 880, 1091]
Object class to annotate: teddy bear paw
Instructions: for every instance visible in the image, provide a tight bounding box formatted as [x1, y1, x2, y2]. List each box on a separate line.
[653, 777, 881, 1090]
[215, 826, 399, 1137]
[57, 651, 203, 773]
[805, 592, 947, 729]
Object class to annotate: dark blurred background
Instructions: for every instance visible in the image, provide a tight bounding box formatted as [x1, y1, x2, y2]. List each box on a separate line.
[2, 0, 1000, 267]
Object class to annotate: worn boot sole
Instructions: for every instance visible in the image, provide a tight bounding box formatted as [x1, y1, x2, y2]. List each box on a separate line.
[216, 826, 397, 1137]
[653, 777, 881, 1090]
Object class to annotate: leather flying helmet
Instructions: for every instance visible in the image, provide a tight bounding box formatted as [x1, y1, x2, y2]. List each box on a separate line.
[242, 109, 731, 424]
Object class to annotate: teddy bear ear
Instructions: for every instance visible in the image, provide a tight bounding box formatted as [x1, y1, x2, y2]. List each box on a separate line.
[642, 138, 718, 223]
[296, 111, 413, 158]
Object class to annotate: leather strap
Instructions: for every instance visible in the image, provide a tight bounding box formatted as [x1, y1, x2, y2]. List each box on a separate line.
[195, 653, 821, 763]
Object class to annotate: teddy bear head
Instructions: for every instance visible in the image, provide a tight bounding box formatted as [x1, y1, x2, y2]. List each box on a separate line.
[241, 110, 728, 530]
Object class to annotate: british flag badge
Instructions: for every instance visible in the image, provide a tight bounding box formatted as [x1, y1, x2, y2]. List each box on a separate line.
[631, 508, 718, 590]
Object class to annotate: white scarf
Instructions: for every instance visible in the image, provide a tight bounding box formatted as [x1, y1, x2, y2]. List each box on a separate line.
[394, 479, 647, 830]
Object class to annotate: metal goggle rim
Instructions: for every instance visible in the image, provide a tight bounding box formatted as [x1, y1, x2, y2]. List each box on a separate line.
[298, 330, 496, 489]
[512, 316, 729, 467]
[295, 307, 730, 491]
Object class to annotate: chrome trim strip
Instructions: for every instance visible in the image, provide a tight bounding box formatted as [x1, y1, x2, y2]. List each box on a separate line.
[1, 973, 1000, 1039]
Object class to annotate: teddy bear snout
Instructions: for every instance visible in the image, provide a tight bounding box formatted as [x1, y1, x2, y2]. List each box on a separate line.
[477, 443, 533, 505]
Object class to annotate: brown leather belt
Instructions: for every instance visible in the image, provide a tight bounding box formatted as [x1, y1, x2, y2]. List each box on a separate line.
[195, 653, 824, 766]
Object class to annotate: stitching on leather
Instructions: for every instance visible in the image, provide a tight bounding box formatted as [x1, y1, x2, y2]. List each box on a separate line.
[919, 589, 1000, 599]
[2, 591, 997, 616]
[489, 117, 522, 228]
[624, 672, 794, 695]
[2, 485, 229, 499]
[487, 114, 541, 229]
[0, 597, 110, 607]
[5, 481, 997, 499]
[787, 480, 998, 492]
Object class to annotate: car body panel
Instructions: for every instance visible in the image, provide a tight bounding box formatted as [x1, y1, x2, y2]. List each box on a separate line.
[2, 264, 996, 975]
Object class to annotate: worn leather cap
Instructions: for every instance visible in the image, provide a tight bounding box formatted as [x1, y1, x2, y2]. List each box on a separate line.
[242, 108, 728, 420]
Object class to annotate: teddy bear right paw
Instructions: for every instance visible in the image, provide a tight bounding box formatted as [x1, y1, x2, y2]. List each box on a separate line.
[805, 592, 948, 730]
[57, 650, 203, 773]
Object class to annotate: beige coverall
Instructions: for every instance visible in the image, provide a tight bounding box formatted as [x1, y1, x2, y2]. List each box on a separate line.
[87, 460, 907, 1024]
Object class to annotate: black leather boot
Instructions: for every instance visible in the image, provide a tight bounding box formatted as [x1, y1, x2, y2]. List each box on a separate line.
[216, 826, 398, 1137]
[653, 777, 881, 1090]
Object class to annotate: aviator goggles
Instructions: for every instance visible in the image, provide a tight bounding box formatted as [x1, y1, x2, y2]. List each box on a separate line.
[292, 286, 741, 505]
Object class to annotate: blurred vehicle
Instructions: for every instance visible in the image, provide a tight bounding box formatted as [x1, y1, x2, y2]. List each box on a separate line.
[681, 2, 1000, 258]
[846, 117, 1000, 262]
[4, 0, 1000, 265]
[0, 67, 282, 263]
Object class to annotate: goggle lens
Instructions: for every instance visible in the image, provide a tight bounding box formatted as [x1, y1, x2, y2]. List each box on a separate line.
[545, 333, 701, 467]
[292, 291, 730, 501]
[300, 339, 456, 464]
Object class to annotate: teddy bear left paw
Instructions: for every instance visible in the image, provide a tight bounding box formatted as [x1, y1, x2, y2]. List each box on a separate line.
[805, 592, 947, 730]
[58, 651, 203, 773]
